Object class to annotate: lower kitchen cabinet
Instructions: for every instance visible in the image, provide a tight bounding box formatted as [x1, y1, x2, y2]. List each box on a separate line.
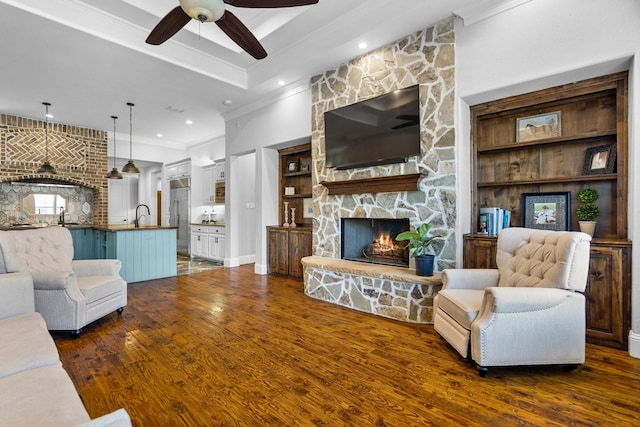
[71, 227, 177, 283]
[190, 224, 225, 261]
[463, 234, 632, 349]
[69, 228, 95, 260]
[109, 229, 177, 283]
[267, 226, 312, 279]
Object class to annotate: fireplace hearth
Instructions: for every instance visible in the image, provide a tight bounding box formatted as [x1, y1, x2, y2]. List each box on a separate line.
[341, 218, 410, 267]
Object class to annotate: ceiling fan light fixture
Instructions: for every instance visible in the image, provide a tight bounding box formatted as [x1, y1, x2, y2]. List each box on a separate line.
[180, 0, 225, 23]
[38, 102, 56, 175]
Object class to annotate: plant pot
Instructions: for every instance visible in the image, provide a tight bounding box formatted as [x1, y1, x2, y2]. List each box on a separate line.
[579, 220, 597, 237]
[415, 254, 435, 277]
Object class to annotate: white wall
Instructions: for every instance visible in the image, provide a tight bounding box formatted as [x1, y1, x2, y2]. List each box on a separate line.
[224, 87, 313, 272]
[454, 0, 639, 357]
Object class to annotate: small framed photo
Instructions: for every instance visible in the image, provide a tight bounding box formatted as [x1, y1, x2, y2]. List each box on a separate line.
[516, 111, 562, 142]
[287, 160, 299, 173]
[284, 186, 295, 196]
[521, 192, 570, 231]
[303, 198, 313, 218]
[300, 164, 310, 173]
[583, 144, 616, 175]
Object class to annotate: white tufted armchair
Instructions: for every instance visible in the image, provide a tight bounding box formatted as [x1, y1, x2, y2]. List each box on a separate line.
[0, 226, 126, 335]
[434, 227, 591, 376]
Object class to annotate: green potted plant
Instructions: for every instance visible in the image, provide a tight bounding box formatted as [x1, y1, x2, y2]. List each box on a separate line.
[396, 223, 437, 276]
[576, 188, 599, 236]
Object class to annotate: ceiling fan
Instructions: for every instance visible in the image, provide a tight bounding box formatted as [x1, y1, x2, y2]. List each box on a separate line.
[146, 0, 319, 59]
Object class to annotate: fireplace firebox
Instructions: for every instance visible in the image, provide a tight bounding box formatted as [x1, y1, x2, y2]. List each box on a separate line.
[341, 218, 410, 267]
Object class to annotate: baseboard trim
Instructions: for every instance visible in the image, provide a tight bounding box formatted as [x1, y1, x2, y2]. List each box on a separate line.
[629, 330, 640, 359]
[254, 263, 268, 275]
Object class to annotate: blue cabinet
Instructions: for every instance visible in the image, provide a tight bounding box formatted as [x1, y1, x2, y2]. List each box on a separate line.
[109, 229, 177, 283]
[70, 227, 177, 283]
[69, 228, 95, 260]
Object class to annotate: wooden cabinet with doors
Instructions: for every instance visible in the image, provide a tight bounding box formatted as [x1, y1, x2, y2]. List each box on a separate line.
[267, 141, 313, 279]
[267, 226, 312, 279]
[465, 72, 631, 349]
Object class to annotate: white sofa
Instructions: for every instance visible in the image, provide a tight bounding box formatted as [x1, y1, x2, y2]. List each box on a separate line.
[0, 271, 131, 426]
[434, 227, 592, 376]
[0, 227, 127, 334]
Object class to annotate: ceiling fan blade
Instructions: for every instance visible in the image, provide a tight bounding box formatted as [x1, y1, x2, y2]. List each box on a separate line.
[216, 11, 267, 59]
[146, 6, 192, 45]
[224, 0, 319, 7]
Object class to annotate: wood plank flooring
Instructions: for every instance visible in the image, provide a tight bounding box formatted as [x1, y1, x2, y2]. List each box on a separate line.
[54, 265, 640, 426]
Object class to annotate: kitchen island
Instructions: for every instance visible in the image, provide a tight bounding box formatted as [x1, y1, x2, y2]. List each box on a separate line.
[67, 225, 177, 283]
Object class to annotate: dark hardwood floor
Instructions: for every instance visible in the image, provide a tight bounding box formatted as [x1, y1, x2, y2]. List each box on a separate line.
[54, 265, 640, 426]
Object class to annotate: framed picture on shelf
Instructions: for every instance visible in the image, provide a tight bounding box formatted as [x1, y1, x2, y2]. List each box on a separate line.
[303, 198, 313, 218]
[516, 111, 561, 142]
[300, 164, 310, 172]
[521, 192, 570, 231]
[286, 160, 299, 173]
[582, 144, 616, 175]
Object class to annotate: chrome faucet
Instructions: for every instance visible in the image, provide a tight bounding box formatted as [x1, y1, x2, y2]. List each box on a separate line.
[134, 204, 150, 228]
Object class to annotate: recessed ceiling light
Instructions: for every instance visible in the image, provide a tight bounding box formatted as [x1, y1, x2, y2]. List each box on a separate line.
[45, 113, 54, 119]
[223, 99, 232, 106]
[358, 42, 368, 49]
[185, 120, 193, 125]
[277, 80, 285, 86]
[157, 133, 163, 138]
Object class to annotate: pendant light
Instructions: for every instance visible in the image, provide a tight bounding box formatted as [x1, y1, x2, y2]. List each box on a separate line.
[107, 116, 123, 179]
[121, 102, 140, 174]
[37, 102, 57, 174]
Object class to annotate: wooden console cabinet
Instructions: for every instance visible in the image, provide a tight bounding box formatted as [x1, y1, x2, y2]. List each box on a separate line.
[267, 226, 312, 278]
[268, 141, 313, 279]
[463, 235, 631, 349]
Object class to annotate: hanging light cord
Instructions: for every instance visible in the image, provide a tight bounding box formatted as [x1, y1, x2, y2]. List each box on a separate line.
[112, 116, 118, 168]
[128, 102, 134, 161]
[44, 103, 50, 162]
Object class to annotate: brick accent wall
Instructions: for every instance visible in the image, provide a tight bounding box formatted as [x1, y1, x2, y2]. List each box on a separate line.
[0, 114, 108, 224]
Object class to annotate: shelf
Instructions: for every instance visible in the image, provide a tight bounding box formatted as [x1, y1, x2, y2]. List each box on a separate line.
[283, 194, 312, 199]
[477, 174, 617, 187]
[283, 171, 311, 178]
[321, 173, 423, 195]
[477, 129, 616, 154]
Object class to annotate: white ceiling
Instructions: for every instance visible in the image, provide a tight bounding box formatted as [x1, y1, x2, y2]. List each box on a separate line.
[0, 0, 485, 151]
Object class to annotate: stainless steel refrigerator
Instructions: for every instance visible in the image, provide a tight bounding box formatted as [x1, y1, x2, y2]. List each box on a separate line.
[169, 177, 190, 255]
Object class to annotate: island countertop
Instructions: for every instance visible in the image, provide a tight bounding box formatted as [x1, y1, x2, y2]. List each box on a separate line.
[91, 224, 178, 232]
[0, 224, 178, 231]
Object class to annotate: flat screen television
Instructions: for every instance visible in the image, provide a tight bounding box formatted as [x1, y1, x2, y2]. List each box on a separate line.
[324, 85, 420, 170]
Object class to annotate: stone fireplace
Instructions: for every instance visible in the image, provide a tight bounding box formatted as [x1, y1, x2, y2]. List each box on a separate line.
[341, 218, 409, 267]
[302, 17, 456, 324]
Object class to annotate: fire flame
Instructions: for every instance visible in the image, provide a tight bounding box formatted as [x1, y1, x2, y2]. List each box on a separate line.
[375, 233, 394, 253]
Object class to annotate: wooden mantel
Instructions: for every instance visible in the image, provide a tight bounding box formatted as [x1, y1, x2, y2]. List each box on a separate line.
[320, 173, 423, 195]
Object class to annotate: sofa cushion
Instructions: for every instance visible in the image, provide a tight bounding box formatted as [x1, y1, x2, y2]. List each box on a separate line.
[435, 289, 484, 330]
[0, 227, 74, 274]
[0, 365, 91, 427]
[77, 276, 125, 304]
[0, 312, 60, 379]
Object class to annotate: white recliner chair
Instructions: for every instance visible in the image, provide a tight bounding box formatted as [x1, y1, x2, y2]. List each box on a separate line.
[434, 227, 591, 376]
[0, 226, 127, 335]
